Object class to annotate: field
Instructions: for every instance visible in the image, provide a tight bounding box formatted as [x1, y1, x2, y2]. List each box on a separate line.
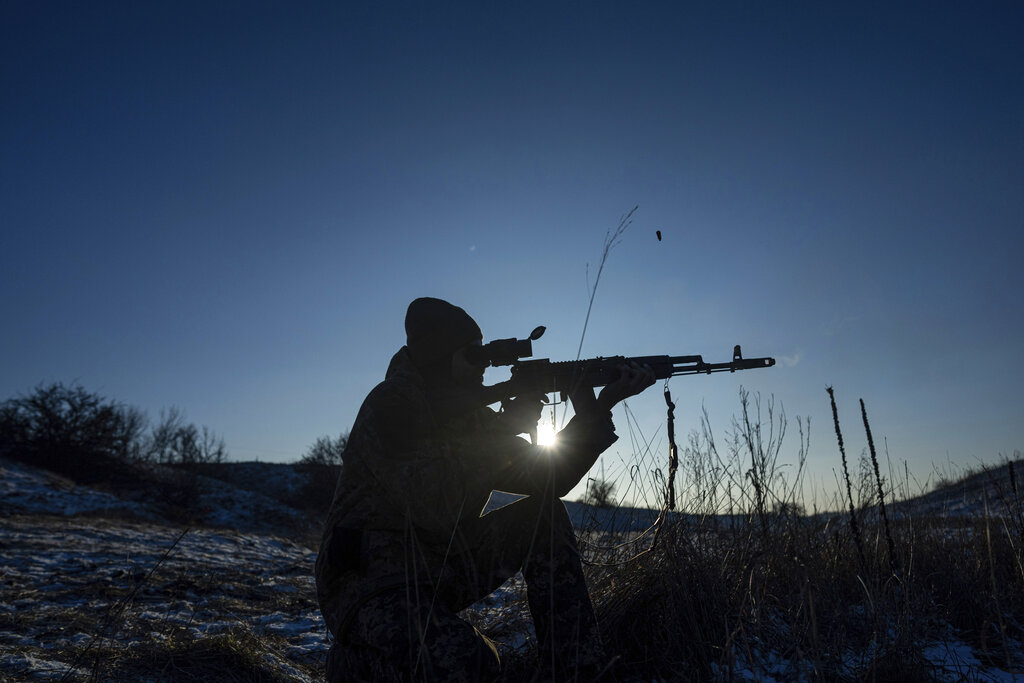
[2, 452, 1023, 682]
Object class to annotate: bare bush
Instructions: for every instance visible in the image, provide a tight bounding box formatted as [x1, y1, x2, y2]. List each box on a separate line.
[580, 477, 617, 508]
[286, 433, 348, 518]
[138, 408, 227, 466]
[0, 382, 146, 478]
[299, 433, 347, 466]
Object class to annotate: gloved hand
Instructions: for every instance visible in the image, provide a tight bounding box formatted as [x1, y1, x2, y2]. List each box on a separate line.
[499, 392, 547, 436]
[597, 361, 656, 412]
[569, 361, 656, 416]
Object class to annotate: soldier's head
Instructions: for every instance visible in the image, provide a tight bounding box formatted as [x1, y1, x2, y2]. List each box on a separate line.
[405, 297, 484, 385]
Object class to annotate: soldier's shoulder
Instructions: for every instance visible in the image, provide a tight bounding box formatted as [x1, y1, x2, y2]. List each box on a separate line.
[361, 371, 426, 416]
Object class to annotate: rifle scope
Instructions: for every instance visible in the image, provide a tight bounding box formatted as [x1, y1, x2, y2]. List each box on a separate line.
[465, 325, 545, 367]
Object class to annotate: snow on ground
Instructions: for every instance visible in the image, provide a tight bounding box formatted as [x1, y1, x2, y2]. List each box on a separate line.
[0, 457, 326, 680]
[3, 457, 1024, 681]
[0, 459, 156, 519]
[923, 639, 1024, 683]
[0, 457, 309, 536]
[0, 515, 326, 681]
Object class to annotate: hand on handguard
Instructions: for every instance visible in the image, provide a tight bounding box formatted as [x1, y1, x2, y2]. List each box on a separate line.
[597, 362, 657, 412]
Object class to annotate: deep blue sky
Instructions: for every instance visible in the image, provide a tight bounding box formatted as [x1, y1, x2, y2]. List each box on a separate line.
[3, 1, 1022, 506]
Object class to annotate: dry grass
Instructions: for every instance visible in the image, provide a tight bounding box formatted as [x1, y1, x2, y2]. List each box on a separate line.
[0, 515, 323, 683]
[70, 626, 300, 682]
[489, 391, 1024, 681]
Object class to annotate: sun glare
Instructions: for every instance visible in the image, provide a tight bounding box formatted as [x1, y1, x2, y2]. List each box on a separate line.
[535, 421, 558, 447]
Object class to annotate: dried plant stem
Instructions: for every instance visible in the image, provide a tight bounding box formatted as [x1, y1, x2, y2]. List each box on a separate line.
[827, 386, 866, 571]
[575, 205, 636, 362]
[861, 398, 899, 578]
[983, 492, 1013, 668]
[664, 386, 678, 511]
[63, 526, 191, 682]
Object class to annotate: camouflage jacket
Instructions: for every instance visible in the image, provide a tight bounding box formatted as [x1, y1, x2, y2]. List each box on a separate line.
[314, 347, 617, 638]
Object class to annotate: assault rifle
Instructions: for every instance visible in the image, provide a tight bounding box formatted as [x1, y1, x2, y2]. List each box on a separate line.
[468, 326, 776, 403]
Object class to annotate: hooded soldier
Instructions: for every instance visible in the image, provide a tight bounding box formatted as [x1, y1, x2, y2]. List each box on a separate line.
[315, 297, 654, 682]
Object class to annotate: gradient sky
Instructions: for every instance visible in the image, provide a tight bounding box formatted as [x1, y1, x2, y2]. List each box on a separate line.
[3, 1, 1022, 507]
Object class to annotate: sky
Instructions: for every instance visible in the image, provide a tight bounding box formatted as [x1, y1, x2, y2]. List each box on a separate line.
[2, 1, 1022, 508]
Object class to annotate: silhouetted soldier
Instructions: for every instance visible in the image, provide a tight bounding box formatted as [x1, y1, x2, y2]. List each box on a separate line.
[315, 298, 654, 681]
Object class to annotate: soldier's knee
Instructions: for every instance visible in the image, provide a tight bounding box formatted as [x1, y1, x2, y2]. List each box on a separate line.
[415, 623, 501, 682]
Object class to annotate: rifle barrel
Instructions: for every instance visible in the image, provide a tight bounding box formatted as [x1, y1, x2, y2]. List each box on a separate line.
[669, 356, 776, 376]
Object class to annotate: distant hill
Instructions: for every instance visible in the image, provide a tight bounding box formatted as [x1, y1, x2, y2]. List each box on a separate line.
[888, 458, 1024, 519]
[0, 457, 317, 539]
[5, 455, 1022, 544]
[2, 458, 665, 537]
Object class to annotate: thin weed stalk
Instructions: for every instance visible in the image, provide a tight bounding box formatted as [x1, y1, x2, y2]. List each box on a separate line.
[983, 492, 1013, 669]
[827, 386, 867, 572]
[860, 398, 898, 578]
[63, 526, 191, 682]
[574, 205, 636, 363]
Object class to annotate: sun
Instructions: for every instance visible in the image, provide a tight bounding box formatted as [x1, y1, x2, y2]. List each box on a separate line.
[535, 420, 558, 446]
